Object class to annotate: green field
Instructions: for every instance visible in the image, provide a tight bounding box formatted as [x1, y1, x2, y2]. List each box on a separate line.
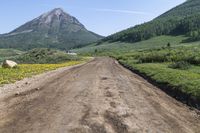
[74, 35, 194, 55]
[119, 60, 200, 99]
[114, 43, 200, 100]
[0, 60, 85, 85]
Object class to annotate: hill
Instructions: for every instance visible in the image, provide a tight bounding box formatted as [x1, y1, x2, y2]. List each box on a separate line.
[74, 35, 188, 54]
[0, 8, 103, 50]
[10, 48, 80, 64]
[101, 0, 200, 43]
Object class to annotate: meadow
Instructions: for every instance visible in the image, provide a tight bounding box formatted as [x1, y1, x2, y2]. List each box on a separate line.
[74, 35, 188, 55]
[0, 60, 84, 85]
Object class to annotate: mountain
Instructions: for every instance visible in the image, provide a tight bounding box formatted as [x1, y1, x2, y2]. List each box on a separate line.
[0, 8, 103, 50]
[102, 0, 200, 43]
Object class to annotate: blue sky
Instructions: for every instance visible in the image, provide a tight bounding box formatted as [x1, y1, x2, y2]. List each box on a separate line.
[0, 0, 185, 36]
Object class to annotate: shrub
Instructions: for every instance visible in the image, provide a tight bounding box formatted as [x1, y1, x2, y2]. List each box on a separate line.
[168, 61, 191, 70]
[185, 56, 200, 65]
[138, 52, 168, 63]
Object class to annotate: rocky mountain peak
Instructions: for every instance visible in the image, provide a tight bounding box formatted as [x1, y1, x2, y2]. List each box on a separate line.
[51, 8, 64, 13]
[41, 8, 65, 18]
[37, 8, 83, 27]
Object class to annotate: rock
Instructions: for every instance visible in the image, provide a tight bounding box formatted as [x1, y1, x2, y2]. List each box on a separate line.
[15, 92, 20, 96]
[2, 60, 17, 68]
[35, 88, 40, 91]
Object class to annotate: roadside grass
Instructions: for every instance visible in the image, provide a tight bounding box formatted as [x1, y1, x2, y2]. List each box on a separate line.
[114, 44, 200, 100]
[119, 60, 200, 99]
[0, 60, 85, 85]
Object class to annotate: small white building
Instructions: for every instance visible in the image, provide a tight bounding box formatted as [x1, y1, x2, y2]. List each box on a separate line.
[67, 51, 77, 56]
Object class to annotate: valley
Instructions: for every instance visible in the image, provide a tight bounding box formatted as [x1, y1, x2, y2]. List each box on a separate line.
[0, 0, 200, 132]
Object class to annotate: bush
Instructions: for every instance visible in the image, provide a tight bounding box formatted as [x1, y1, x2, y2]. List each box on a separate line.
[138, 52, 168, 63]
[10, 48, 81, 64]
[185, 56, 200, 65]
[135, 47, 200, 65]
[168, 61, 191, 70]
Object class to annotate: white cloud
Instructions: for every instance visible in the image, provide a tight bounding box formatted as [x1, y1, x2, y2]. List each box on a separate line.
[91, 8, 152, 15]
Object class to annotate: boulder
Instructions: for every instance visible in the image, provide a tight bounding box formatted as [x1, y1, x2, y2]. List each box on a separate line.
[2, 60, 18, 68]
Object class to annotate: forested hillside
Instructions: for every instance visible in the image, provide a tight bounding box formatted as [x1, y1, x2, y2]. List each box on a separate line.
[102, 0, 200, 43]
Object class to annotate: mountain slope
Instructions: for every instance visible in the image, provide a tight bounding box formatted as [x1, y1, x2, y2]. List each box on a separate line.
[158, 0, 200, 19]
[0, 8, 103, 50]
[102, 0, 200, 43]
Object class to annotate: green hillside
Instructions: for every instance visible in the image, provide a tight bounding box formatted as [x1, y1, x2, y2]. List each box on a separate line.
[10, 48, 80, 64]
[0, 48, 81, 64]
[75, 35, 192, 55]
[101, 0, 200, 43]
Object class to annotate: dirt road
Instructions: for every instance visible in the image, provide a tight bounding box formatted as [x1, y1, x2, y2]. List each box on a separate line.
[0, 57, 199, 133]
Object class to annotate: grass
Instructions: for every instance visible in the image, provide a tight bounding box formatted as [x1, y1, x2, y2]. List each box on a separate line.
[0, 60, 86, 85]
[114, 44, 200, 100]
[120, 60, 200, 99]
[74, 35, 188, 55]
